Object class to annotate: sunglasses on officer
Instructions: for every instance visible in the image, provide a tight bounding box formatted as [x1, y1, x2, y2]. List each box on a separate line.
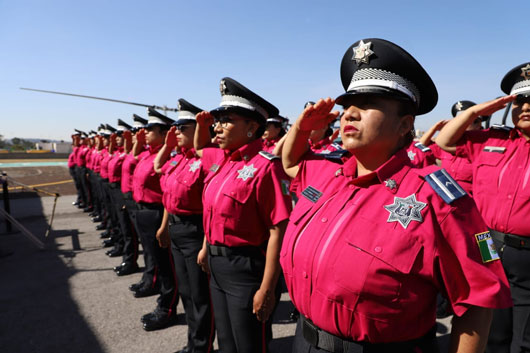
[172, 124, 195, 132]
[213, 115, 250, 128]
[514, 94, 530, 106]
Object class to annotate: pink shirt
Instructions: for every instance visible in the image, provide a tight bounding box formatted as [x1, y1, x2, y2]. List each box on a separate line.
[68, 147, 77, 168]
[161, 149, 206, 216]
[262, 138, 279, 153]
[76, 145, 89, 167]
[309, 137, 340, 154]
[92, 150, 104, 173]
[99, 149, 112, 180]
[405, 141, 437, 168]
[132, 145, 163, 204]
[107, 147, 126, 183]
[121, 150, 147, 194]
[281, 148, 511, 343]
[202, 139, 292, 247]
[457, 127, 530, 236]
[430, 143, 473, 195]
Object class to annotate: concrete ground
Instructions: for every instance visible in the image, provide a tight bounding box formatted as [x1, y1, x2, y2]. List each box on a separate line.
[0, 192, 452, 353]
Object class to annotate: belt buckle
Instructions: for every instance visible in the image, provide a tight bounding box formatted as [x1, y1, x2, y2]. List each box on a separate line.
[302, 318, 319, 347]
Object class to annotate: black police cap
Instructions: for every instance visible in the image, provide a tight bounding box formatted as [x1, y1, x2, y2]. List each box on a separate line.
[117, 119, 132, 132]
[174, 98, 203, 125]
[106, 124, 117, 133]
[74, 129, 84, 136]
[336, 38, 438, 115]
[132, 114, 147, 131]
[501, 62, 530, 96]
[146, 107, 175, 128]
[210, 77, 279, 124]
[451, 100, 476, 117]
[304, 101, 316, 109]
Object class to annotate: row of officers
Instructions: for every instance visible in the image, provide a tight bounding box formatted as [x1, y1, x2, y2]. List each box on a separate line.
[68, 37, 530, 353]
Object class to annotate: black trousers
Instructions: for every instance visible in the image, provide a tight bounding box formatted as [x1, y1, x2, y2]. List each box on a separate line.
[89, 171, 102, 217]
[101, 180, 120, 234]
[69, 166, 82, 203]
[169, 214, 214, 353]
[486, 238, 530, 353]
[130, 204, 177, 312]
[108, 183, 128, 252]
[74, 166, 88, 206]
[121, 192, 139, 266]
[208, 249, 272, 353]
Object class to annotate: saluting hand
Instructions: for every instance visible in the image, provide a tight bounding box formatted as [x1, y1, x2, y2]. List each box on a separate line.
[196, 111, 214, 127]
[253, 288, 275, 322]
[296, 98, 340, 132]
[155, 226, 170, 248]
[165, 126, 178, 149]
[469, 95, 516, 118]
[136, 128, 147, 146]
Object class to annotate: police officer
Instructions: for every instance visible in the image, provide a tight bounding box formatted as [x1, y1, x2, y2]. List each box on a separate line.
[281, 38, 512, 353]
[436, 62, 530, 353]
[194, 77, 293, 353]
[262, 115, 287, 153]
[68, 131, 83, 206]
[154, 98, 215, 353]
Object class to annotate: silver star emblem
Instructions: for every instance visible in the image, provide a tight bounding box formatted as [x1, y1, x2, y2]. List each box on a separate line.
[455, 101, 463, 111]
[189, 160, 201, 172]
[236, 164, 257, 181]
[384, 194, 427, 229]
[177, 102, 182, 110]
[521, 64, 530, 80]
[384, 179, 397, 189]
[407, 150, 416, 161]
[220, 80, 227, 95]
[352, 40, 374, 65]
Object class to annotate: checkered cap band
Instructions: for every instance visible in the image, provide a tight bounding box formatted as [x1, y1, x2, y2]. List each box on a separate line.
[511, 80, 530, 95]
[220, 94, 268, 119]
[178, 111, 196, 121]
[347, 68, 420, 104]
[147, 116, 167, 125]
[133, 121, 144, 128]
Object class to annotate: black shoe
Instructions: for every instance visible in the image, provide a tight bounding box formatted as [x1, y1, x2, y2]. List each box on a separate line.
[96, 223, 107, 230]
[72, 201, 80, 206]
[83, 206, 93, 213]
[92, 216, 103, 223]
[142, 311, 177, 331]
[174, 347, 190, 353]
[113, 263, 126, 272]
[100, 230, 111, 239]
[140, 311, 156, 323]
[129, 281, 145, 292]
[77, 203, 86, 209]
[106, 248, 123, 257]
[102, 238, 115, 248]
[134, 285, 159, 298]
[116, 263, 139, 276]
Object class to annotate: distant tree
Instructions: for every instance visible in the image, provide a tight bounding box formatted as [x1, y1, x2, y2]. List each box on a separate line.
[0, 134, 7, 149]
[10, 137, 35, 151]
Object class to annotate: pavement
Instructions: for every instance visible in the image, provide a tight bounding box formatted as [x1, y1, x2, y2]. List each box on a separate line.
[0, 189, 453, 353]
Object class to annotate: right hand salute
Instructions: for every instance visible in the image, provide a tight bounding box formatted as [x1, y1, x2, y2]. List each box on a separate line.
[296, 98, 340, 131]
[165, 126, 178, 149]
[196, 111, 214, 127]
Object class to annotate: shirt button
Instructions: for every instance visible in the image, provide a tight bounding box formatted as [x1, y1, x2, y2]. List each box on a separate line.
[374, 246, 382, 253]
[321, 217, 328, 222]
[231, 191, 235, 195]
[508, 195, 512, 199]
[303, 271, 308, 278]
[349, 185, 354, 189]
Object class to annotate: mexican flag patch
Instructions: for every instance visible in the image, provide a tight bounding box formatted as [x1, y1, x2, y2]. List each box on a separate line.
[281, 180, 291, 196]
[475, 231, 500, 263]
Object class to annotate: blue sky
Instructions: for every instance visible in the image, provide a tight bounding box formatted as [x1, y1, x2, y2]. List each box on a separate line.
[1, 0, 528, 141]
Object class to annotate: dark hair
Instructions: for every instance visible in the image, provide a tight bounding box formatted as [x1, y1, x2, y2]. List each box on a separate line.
[324, 127, 333, 138]
[266, 121, 286, 138]
[397, 99, 417, 147]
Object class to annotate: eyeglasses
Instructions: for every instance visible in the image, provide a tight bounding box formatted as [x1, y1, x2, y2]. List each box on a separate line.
[514, 94, 530, 106]
[174, 124, 192, 132]
[213, 116, 249, 128]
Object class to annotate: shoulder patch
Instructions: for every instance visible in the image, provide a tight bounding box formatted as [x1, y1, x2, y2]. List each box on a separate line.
[425, 169, 467, 204]
[331, 142, 343, 150]
[414, 142, 431, 152]
[320, 149, 347, 160]
[259, 151, 280, 161]
[491, 124, 511, 132]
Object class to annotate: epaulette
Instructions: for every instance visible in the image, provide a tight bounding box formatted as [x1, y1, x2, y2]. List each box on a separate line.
[424, 169, 467, 204]
[331, 142, 343, 150]
[414, 142, 431, 152]
[491, 124, 511, 132]
[259, 151, 280, 161]
[320, 149, 348, 160]
[170, 150, 178, 157]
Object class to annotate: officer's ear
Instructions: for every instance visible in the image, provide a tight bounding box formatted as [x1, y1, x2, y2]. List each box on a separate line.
[398, 114, 415, 139]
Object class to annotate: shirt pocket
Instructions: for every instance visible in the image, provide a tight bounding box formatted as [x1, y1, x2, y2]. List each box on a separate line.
[219, 185, 253, 231]
[474, 151, 505, 189]
[330, 216, 422, 314]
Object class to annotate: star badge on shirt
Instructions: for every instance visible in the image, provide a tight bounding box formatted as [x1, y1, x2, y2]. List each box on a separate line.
[236, 164, 257, 181]
[189, 160, 201, 172]
[407, 150, 416, 161]
[384, 194, 427, 229]
[384, 179, 397, 190]
[352, 40, 374, 65]
[521, 64, 530, 80]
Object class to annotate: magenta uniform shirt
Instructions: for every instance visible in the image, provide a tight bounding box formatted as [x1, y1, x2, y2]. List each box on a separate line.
[92, 150, 103, 173]
[405, 141, 437, 168]
[132, 144, 163, 204]
[309, 137, 340, 154]
[281, 148, 511, 343]
[262, 138, 279, 153]
[121, 150, 147, 194]
[457, 128, 530, 236]
[202, 139, 292, 247]
[76, 145, 89, 167]
[68, 147, 77, 168]
[99, 149, 112, 180]
[107, 147, 126, 183]
[161, 149, 206, 216]
[430, 143, 473, 195]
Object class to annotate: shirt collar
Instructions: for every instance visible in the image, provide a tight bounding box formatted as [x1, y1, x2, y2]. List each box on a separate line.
[180, 147, 197, 158]
[309, 137, 330, 150]
[229, 139, 262, 162]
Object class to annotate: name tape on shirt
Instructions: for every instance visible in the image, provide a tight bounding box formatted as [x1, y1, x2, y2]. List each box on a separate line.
[475, 231, 500, 263]
[483, 146, 506, 153]
[425, 169, 467, 204]
[170, 160, 178, 166]
[301, 186, 323, 203]
[414, 142, 431, 152]
[210, 164, 220, 172]
[281, 180, 291, 196]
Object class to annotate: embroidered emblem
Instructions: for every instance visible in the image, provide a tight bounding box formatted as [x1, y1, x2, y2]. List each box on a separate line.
[189, 160, 201, 172]
[318, 149, 331, 154]
[170, 160, 177, 166]
[384, 194, 427, 229]
[483, 146, 506, 153]
[425, 169, 467, 204]
[352, 40, 374, 65]
[301, 186, 323, 203]
[521, 64, 530, 80]
[236, 164, 257, 181]
[335, 168, 343, 177]
[220, 80, 227, 95]
[475, 231, 500, 263]
[384, 179, 397, 190]
[209, 164, 220, 172]
[455, 101, 463, 111]
[281, 180, 291, 196]
[407, 150, 416, 161]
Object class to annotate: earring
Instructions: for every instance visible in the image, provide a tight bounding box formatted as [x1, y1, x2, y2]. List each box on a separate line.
[247, 131, 253, 138]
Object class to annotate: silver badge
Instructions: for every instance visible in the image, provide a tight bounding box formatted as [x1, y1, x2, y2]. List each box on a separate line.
[521, 64, 530, 80]
[352, 40, 374, 65]
[236, 164, 257, 181]
[384, 194, 427, 229]
[220, 80, 227, 95]
[189, 160, 201, 172]
[407, 150, 416, 161]
[455, 101, 463, 111]
[177, 101, 182, 111]
[384, 179, 397, 190]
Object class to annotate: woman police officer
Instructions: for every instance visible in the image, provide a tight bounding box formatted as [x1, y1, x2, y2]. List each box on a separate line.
[281, 38, 511, 353]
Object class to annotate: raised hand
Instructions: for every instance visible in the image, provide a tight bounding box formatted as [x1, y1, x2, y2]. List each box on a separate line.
[296, 98, 340, 132]
[165, 126, 178, 149]
[196, 111, 214, 127]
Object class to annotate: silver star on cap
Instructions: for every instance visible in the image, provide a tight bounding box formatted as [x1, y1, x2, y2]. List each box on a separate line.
[189, 160, 201, 172]
[407, 150, 416, 161]
[384, 179, 397, 190]
[384, 194, 427, 229]
[521, 64, 530, 80]
[177, 102, 182, 110]
[220, 80, 227, 95]
[455, 101, 463, 111]
[352, 40, 374, 65]
[236, 164, 257, 181]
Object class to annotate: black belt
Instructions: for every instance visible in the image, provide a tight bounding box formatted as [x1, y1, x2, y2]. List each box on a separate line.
[207, 243, 264, 258]
[301, 316, 436, 353]
[490, 229, 530, 250]
[109, 182, 120, 188]
[137, 202, 162, 211]
[168, 213, 202, 225]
